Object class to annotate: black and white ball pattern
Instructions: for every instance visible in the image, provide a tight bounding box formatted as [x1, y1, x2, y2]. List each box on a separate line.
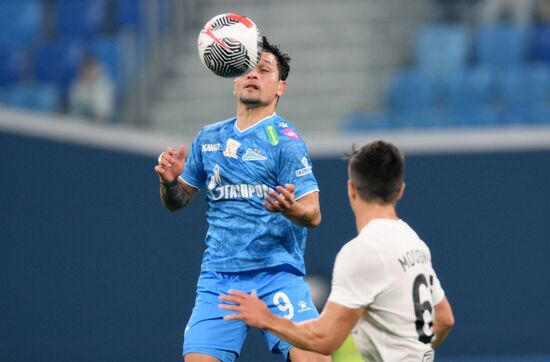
[202, 38, 252, 78]
[198, 13, 262, 78]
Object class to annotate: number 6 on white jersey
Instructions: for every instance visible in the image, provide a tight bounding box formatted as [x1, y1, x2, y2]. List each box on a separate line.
[273, 291, 294, 319]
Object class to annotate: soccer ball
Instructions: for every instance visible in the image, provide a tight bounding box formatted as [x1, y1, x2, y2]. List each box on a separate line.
[197, 13, 263, 78]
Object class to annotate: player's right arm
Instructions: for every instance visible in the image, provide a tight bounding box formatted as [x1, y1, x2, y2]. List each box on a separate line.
[155, 145, 198, 211]
[431, 296, 454, 348]
[220, 290, 363, 355]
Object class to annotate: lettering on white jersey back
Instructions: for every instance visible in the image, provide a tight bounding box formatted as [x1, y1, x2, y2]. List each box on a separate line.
[422, 350, 434, 362]
[413, 273, 435, 343]
[398, 249, 429, 272]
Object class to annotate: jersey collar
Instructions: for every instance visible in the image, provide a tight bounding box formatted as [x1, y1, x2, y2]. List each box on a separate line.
[234, 112, 277, 134]
[360, 218, 404, 234]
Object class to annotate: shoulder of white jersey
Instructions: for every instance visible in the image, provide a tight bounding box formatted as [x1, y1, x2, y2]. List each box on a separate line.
[340, 232, 380, 258]
[399, 220, 433, 256]
[335, 233, 387, 277]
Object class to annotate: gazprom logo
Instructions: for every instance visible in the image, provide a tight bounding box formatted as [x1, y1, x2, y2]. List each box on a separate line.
[207, 164, 272, 200]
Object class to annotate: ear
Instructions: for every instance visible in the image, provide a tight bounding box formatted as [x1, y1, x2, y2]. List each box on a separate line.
[233, 79, 237, 95]
[396, 182, 405, 201]
[348, 179, 357, 200]
[276, 80, 286, 97]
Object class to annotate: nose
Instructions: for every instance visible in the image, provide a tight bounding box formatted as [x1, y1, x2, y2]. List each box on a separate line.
[246, 68, 259, 79]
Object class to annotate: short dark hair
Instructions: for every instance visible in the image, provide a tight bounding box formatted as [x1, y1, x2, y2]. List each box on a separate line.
[262, 36, 290, 81]
[347, 141, 405, 204]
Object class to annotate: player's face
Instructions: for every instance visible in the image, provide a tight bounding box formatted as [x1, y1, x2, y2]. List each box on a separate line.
[234, 52, 286, 107]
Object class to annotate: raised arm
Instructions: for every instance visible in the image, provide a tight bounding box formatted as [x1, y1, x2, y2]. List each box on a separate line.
[154, 145, 198, 211]
[263, 184, 321, 227]
[220, 290, 362, 355]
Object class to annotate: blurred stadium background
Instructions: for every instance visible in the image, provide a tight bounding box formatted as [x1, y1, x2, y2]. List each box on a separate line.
[1, 0, 550, 361]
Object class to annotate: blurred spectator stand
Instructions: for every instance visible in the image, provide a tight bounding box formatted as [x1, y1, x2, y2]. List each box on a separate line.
[68, 54, 115, 123]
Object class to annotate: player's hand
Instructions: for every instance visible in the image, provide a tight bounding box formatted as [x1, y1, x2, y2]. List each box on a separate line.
[263, 184, 297, 215]
[219, 290, 271, 329]
[154, 145, 186, 184]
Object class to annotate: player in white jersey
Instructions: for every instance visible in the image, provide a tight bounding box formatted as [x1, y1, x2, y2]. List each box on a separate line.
[220, 140, 454, 361]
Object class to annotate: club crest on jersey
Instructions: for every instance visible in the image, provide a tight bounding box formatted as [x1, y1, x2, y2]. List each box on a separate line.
[295, 156, 312, 177]
[242, 148, 267, 161]
[223, 138, 241, 158]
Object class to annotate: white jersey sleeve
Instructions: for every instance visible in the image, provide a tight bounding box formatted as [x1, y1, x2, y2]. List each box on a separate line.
[430, 260, 445, 305]
[328, 239, 391, 309]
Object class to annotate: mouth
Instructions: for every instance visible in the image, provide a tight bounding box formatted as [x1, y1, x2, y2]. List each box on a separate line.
[244, 83, 259, 90]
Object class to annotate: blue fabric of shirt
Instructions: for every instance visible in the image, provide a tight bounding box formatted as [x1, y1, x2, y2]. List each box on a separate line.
[181, 114, 319, 274]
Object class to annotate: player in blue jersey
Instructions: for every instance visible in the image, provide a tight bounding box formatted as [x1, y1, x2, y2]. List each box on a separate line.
[154, 37, 331, 362]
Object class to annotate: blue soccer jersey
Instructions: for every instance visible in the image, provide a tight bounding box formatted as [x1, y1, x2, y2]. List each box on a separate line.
[181, 114, 319, 274]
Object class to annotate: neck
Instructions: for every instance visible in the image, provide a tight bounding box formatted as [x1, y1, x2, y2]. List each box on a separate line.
[236, 102, 276, 130]
[354, 201, 399, 233]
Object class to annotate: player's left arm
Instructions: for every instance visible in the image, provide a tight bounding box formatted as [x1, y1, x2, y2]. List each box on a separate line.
[263, 184, 321, 227]
[428, 262, 454, 348]
[220, 290, 362, 355]
[432, 296, 454, 348]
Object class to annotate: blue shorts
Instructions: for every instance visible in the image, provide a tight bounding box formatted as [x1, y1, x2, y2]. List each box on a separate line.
[183, 266, 320, 361]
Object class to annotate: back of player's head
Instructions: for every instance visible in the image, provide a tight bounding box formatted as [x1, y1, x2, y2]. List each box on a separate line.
[262, 36, 290, 81]
[347, 140, 404, 204]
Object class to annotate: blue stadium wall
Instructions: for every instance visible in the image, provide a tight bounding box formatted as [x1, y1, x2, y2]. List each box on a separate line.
[1, 131, 549, 362]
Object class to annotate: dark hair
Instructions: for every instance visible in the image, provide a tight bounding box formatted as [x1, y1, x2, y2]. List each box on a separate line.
[347, 141, 405, 204]
[262, 36, 290, 81]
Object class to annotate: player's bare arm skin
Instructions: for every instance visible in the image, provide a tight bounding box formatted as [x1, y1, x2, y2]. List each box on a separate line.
[160, 178, 197, 211]
[432, 297, 454, 348]
[155, 145, 198, 211]
[263, 185, 321, 227]
[221, 290, 362, 355]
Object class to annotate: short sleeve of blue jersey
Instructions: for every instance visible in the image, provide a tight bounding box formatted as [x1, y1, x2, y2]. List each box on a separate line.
[277, 140, 319, 200]
[181, 130, 206, 190]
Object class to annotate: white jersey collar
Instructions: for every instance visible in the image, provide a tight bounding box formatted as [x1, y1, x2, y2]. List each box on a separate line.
[234, 112, 276, 133]
[360, 218, 404, 235]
